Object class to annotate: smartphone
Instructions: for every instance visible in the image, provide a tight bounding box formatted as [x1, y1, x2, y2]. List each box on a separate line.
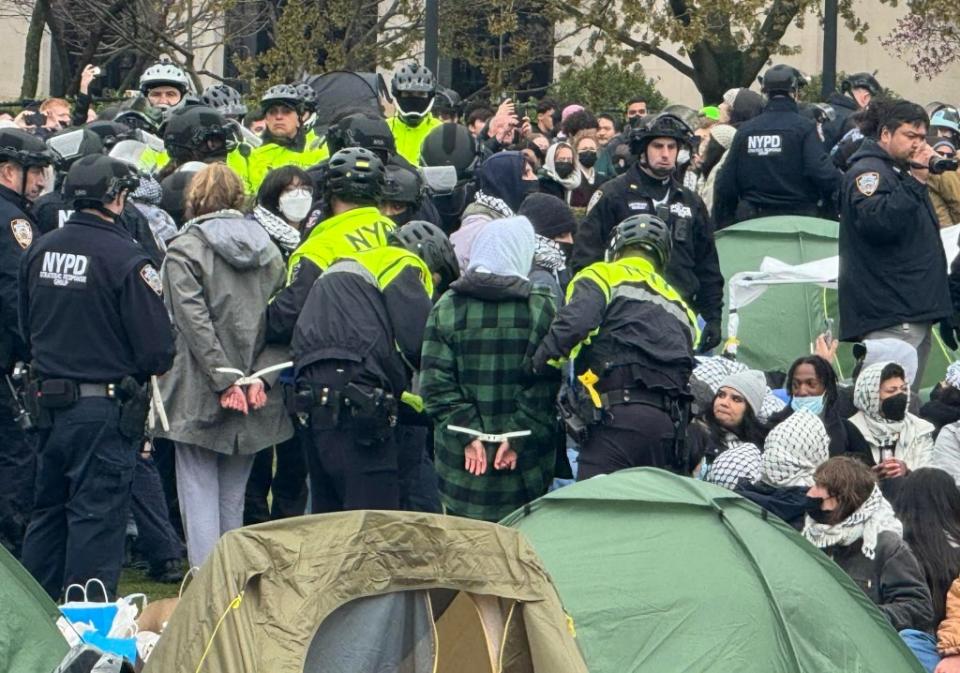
[90, 66, 101, 77]
[822, 318, 834, 347]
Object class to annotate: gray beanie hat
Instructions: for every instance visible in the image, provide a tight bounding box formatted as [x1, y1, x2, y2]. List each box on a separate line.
[718, 369, 766, 416]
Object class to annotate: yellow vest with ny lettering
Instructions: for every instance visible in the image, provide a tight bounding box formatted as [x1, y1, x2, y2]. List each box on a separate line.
[286, 207, 395, 283]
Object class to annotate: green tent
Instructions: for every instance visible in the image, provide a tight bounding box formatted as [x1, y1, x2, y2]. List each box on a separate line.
[0, 545, 70, 673]
[501, 469, 926, 673]
[714, 217, 960, 392]
[145, 510, 588, 673]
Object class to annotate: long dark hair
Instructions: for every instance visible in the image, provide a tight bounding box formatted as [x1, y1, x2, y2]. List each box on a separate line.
[785, 355, 838, 409]
[895, 468, 960, 623]
[704, 395, 769, 447]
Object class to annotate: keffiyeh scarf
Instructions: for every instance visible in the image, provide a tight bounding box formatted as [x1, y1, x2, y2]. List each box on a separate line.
[803, 485, 903, 559]
[253, 205, 302, 253]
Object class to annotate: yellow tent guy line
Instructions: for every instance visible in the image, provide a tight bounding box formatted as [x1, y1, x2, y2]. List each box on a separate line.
[194, 591, 244, 673]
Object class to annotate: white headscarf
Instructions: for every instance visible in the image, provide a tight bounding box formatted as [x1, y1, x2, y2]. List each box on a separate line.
[543, 142, 582, 194]
[853, 361, 907, 447]
[761, 410, 830, 487]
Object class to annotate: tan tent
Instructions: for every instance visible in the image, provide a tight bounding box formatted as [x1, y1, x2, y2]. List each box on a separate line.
[144, 510, 587, 673]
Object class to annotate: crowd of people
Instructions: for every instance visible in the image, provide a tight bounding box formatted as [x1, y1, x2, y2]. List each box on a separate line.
[2, 55, 960, 671]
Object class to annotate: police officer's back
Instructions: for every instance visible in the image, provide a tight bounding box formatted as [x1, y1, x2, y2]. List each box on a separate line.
[572, 114, 724, 353]
[534, 216, 700, 477]
[713, 65, 841, 226]
[0, 127, 54, 557]
[291, 221, 458, 513]
[18, 155, 175, 599]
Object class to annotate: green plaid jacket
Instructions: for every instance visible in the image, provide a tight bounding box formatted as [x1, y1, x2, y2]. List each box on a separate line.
[420, 273, 560, 522]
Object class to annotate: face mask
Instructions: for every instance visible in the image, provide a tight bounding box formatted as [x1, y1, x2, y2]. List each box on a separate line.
[558, 241, 574, 260]
[790, 394, 824, 416]
[279, 188, 313, 222]
[554, 161, 575, 179]
[804, 497, 834, 525]
[522, 180, 540, 195]
[578, 150, 598, 168]
[678, 149, 691, 166]
[880, 393, 908, 422]
[614, 159, 629, 175]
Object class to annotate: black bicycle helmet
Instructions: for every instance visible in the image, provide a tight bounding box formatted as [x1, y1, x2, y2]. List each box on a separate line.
[389, 219, 459, 294]
[295, 83, 318, 114]
[420, 123, 478, 180]
[382, 164, 423, 205]
[325, 147, 385, 204]
[162, 105, 238, 162]
[759, 64, 806, 96]
[0, 128, 55, 167]
[606, 214, 672, 267]
[201, 84, 248, 118]
[62, 155, 140, 208]
[841, 72, 881, 97]
[326, 113, 396, 160]
[628, 113, 696, 157]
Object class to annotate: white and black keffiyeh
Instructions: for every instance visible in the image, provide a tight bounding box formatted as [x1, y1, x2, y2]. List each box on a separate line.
[533, 235, 566, 272]
[760, 410, 830, 487]
[706, 441, 761, 490]
[471, 190, 514, 219]
[803, 485, 903, 559]
[253, 205, 302, 253]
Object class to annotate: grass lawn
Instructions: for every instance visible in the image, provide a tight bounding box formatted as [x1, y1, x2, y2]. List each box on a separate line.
[117, 565, 185, 601]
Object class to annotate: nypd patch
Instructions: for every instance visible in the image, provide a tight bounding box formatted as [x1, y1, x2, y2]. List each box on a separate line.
[140, 264, 163, 296]
[586, 189, 603, 214]
[10, 219, 32, 249]
[855, 172, 880, 197]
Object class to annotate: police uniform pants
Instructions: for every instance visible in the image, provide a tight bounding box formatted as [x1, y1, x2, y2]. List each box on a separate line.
[577, 403, 675, 481]
[307, 423, 401, 514]
[0, 384, 37, 558]
[21, 398, 136, 600]
[397, 425, 441, 513]
[243, 429, 309, 525]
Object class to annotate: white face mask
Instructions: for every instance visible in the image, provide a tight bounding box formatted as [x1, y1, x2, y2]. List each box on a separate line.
[677, 149, 691, 166]
[278, 188, 313, 222]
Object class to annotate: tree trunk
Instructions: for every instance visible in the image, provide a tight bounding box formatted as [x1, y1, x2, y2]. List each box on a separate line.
[20, 1, 47, 100]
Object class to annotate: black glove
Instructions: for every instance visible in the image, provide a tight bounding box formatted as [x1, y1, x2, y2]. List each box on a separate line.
[697, 321, 723, 354]
[940, 317, 960, 351]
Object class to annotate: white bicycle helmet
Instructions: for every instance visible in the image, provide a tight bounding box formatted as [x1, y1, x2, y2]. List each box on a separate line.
[139, 59, 191, 97]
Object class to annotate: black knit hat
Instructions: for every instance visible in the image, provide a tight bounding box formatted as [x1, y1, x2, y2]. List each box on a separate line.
[518, 193, 576, 239]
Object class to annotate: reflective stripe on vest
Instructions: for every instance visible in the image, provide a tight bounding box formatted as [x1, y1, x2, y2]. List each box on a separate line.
[324, 246, 433, 297]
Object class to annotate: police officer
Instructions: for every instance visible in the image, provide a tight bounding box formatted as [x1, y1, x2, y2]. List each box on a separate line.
[713, 64, 841, 226]
[572, 113, 725, 353]
[18, 155, 175, 598]
[839, 99, 951, 390]
[533, 215, 699, 477]
[823, 72, 881, 151]
[200, 83, 248, 122]
[290, 220, 456, 512]
[418, 122, 480, 232]
[245, 85, 328, 194]
[387, 63, 443, 165]
[139, 58, 191, 117]
[267, 147, 395, 343]
[0, 128, 53, 556]
[33, 128, 103, 233]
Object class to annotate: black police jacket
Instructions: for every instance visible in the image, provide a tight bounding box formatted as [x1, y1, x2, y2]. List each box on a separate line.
[18, 211, 175, 382]
[292, 261, 432, 395]
[838, 139, 951, 339]
[34, 191, 165, 267]
[570, 163, 724, 323]
[713, 96, 841, 225]
[0, 184, 38, 370]
[821, 93, 859, 151]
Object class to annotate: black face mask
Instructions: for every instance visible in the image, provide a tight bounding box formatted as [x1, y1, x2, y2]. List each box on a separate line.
[614, 159, 630, 175]
[554, 161, 575, 179]
[804, 496, 833, 524]
[881, 393, 908, 421]
[578, 150, 598, 168]
[522, 180, 540, 195]
[558, 241, 574, 260]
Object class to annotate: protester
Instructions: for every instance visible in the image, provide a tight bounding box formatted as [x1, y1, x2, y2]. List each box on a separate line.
[539, 141, 580, 203]
[893, 468, 960, 672]
[518, 192, 576, 306]
[927, 137, 960, 227]
[688, 370, 769, 489]
[767, 352, 872, 459]
[735, 410, 831, 529]
[155, 164, 293, 567]
[421, 216, 559, 521]
[921, 361, 960, 437]
[569, 130, 603, 207]
[804, 456, 934, 635]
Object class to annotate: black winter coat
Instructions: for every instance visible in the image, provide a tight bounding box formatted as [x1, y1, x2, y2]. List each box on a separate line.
[821, 93, 859, 151]
[825, 531, 935, 633]
[838, 139, 951, 339]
